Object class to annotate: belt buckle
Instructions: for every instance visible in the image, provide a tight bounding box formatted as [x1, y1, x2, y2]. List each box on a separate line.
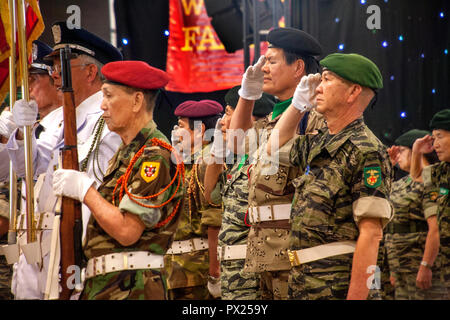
[287, 250, 300, 267]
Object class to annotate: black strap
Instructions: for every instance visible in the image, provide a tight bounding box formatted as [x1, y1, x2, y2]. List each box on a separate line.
[299, 111, 310, 135]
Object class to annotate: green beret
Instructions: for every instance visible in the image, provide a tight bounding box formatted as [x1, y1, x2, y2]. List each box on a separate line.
[320, 53, 383, 89]
[394, 129, 430, 148]
[267, 27, 322, 56]
[225, 85, 275, 117]
[429, 109, 450, 131]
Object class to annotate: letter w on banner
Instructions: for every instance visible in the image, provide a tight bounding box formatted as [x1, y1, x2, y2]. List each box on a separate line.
[0, 0, 45, 103]
[166, 0, 267, 93]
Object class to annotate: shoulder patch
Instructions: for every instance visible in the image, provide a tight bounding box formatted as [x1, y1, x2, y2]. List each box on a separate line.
[141, 161, 160, 183]
[364, 166, 382, 188]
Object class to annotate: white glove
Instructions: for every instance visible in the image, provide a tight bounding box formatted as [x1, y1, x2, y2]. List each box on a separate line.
[292, 73, 322, 112]
[207, 276, 221, 298]
[12, 99, 38, 127]
[53, 169, 96, 202]
[0, 110, 18, 138]
[238, 55, 266, 100]
[171, 125, 181, 147]
[210, 116, 226, 160]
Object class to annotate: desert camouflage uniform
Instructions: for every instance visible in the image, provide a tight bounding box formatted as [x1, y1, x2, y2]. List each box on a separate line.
[81, 120, 183, 300]
[385, 175, 447, 299]
[423, 161, 450, 296]
[0, 185, 13, 300]
[288, 117, 393, 300]
[219, 154, 260, 300]
[244, 105, 325, 300]
[164, 144, 222, 300]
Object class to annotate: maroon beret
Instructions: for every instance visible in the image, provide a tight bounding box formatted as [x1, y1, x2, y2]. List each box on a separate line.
[101, 60, 169, 89]
[174, 100, 223, 118]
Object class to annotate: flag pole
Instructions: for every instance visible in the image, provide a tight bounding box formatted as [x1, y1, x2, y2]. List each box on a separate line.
[16, 0, 36, 243]
[7, 0, 18, 245]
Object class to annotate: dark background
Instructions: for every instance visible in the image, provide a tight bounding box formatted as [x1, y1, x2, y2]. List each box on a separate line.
[38, 0, 450, 143]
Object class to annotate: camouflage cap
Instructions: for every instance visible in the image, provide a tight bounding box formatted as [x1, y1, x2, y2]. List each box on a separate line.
[224, 85, 275, 117]
[320, 53, 383, 89]
[429, 109, 450, 131]
[394, 129, 430, 148]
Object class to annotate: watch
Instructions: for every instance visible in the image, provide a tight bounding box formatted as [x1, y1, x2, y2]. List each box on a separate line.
[420, 261, 432, 269]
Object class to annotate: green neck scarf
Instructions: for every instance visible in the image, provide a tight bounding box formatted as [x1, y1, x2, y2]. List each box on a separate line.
[271, 98, 293, 120]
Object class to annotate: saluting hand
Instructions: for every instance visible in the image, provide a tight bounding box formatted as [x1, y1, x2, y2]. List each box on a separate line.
[292, 73, 322, 112]
[387, 145, 400, 166]
[12, 99, 38, 127]
[238, 55, 266, 101]
[412, 135, 434, 155]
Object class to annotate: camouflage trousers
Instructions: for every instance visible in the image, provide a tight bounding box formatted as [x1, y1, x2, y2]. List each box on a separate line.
[439, 235, 450, 296]
[167, 285, 212, 300]
[220, 259, 260, 300]
[260, 270, 289, 300]
[393, 271, 447, 300]
[81, 269, 167, 300]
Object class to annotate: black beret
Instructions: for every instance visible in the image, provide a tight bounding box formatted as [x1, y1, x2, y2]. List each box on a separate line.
[225, 85, 275, 117]
[429, 109, 450, 131]
[395, 129, 430, 148]
[267, 27, 322, 56]
[29, 40, 53, 74]
[46, 21, 123, 64]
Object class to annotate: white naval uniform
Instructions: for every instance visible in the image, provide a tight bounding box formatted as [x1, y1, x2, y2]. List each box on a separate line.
[6, 91, 122, 299]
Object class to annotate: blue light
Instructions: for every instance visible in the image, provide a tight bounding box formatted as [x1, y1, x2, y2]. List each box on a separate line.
[390, 75, 395, 81]
[360, 0, 366, 4]
[338, 44, 345, 51]
[122, 38, 128, 45]
[400, 111, 407, 119]
[432, 89, 436, 94]
[445, 49, 449, 55]
[382, 41, 388, 47]
[164, 30, 170, 36]
[335, 17, 340, 23]
[398, 35, 404, 41]
[440, 12, 444, 18]
[421, 53, 425, 58]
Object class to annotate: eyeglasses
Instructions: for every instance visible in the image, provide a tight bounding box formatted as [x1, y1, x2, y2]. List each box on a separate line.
[49, 63, 90, 77]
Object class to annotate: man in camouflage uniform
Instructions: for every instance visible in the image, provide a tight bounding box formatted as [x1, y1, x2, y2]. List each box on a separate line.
[385, 129, 446, 299]
[53, 60, 183, 299]
[229, 27, 325, 300]
[412, 109, 450, 298]
[164, 100, 223, 299]
[268, 53, 393, 300]
[0, 183, 13, 300]
[207, 86, 275, 300]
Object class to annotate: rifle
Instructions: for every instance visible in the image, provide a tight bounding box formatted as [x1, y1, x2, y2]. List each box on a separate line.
[58, 45, 83, 300]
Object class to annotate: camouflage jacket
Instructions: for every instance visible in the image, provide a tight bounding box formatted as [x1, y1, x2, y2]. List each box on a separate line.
[289, 117, 393, 270]
[164, 144, 222, 289]
[385, 175, 429, 273]
[0, 185, 11, 292]
[244, 109, 326, 272]
[83, 120, 183, 259]
[219, 154, 250, 247]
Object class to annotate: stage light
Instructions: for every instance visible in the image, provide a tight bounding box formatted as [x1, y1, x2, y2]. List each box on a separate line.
[390, 75, 395, 81]
[440, 12, 444, 18]
[122, 38, 129, 45]
[421, 53, 425, 58]
[398, 35, 404, 41]
[338, 44, 345, 51]
[445, 49, 449, 55]
[164, 30, 170, 36]
[335, 17, 340, 23]
[400, 111, 407, 119]
[360, 0, 366, 4]
[432, 89, 436, 94]
[382, 41, 388, 47]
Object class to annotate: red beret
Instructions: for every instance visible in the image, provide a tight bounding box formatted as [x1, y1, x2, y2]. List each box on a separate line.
[101, 60, 169, 89]
[175, 100, 223, 118]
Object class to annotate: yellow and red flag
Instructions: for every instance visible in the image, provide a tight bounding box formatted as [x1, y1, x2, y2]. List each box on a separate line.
[0, 0, 45, 104]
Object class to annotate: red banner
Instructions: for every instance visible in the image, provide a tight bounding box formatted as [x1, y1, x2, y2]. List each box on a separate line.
[166, 0, 266, 93]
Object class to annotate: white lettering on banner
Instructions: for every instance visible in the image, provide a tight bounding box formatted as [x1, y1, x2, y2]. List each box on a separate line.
[66, 5, 81, 29]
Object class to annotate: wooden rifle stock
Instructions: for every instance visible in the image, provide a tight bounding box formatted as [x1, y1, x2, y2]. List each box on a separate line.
[59, 46, 83, 300]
